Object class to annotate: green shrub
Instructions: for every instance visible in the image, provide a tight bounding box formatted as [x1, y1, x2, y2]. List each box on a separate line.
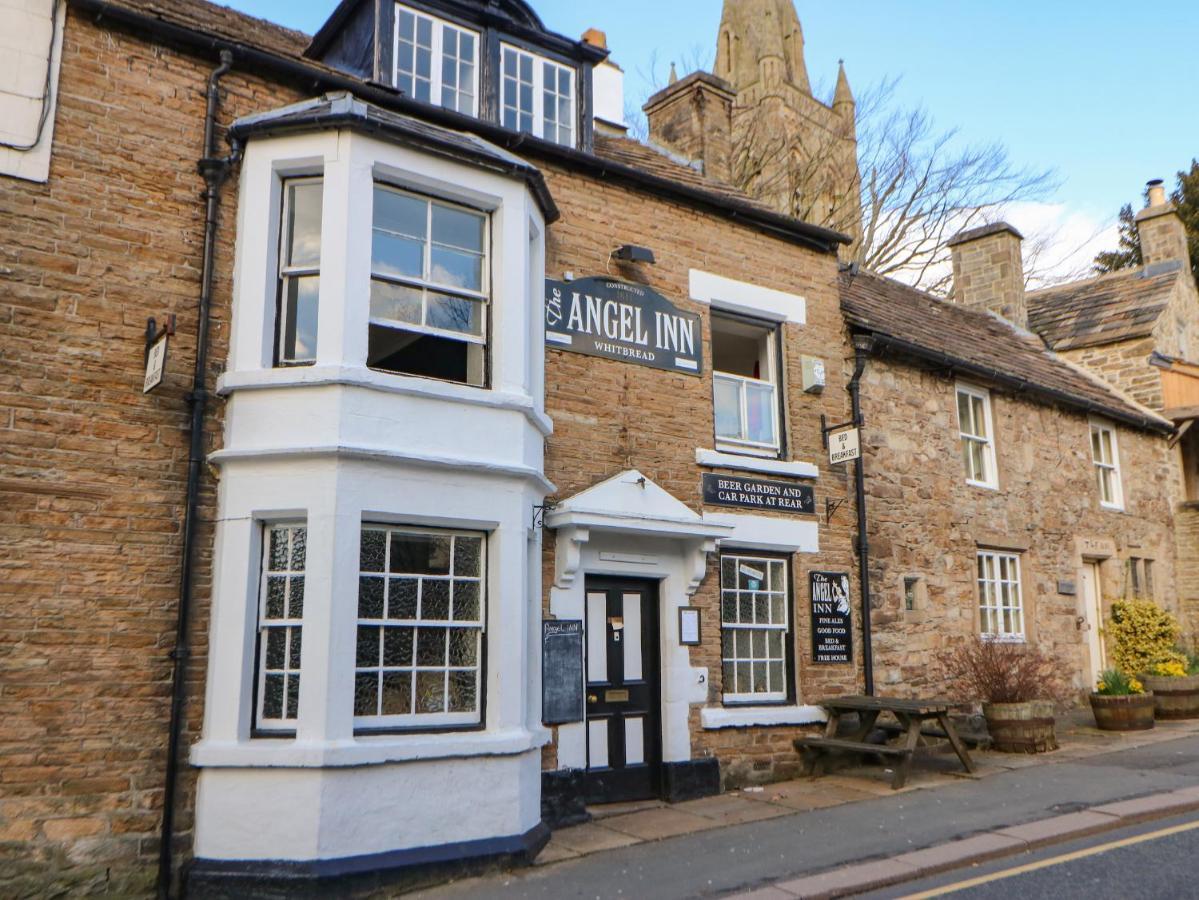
[1095, 668, 1145, 696]
[1108, 600, 1185, 676]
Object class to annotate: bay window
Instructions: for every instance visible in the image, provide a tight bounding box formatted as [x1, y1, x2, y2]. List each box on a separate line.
[501, 44, 576, 147]
[275, 179, 322, 365]
[355, 526, 485, 730]
[956, 384, 997, 488]
[255, 524, 306, 732]
[720, 554, 791, 704]
[394, 3, 479, 116]
[977, 550, 1024, 641]
[369, 184, 488, 385]
[1091, 421, 1123, 509]
[712, 313, 781, 456]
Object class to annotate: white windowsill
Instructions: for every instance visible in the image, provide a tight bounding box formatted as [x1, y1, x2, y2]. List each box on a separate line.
[702, 705, 827, 730]
[696, 448, 819, 480]
[1100, 502, 1126, 513]
[216, 365, 554, 436]
[190, 726, 548, 769]
[966, 479, 999, 492]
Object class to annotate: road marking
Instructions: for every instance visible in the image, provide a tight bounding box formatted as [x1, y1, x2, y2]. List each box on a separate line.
[898, 817, 1199, 898]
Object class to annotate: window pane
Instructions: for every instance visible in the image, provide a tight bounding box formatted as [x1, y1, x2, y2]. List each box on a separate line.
[416, 671, 446, 713]
[288, 577, 304, 618]
[357, 626, 381, 668]
[263, 674, 285, 720]
[389, 578, 419, 619]
[744, 381, 776, 445]
[714, 377, 743, 440]
[957, 391, 972, 433]
[355, 673, 378, 716]
[372, 233, 425, 281]
[391, 534, 452, 575]
[382, 672, 412, 716]
[422, 580, 451, 621]
[359, 576, 385, 619]
[454, 537, 482, 577]
[361, 530, 386, 572]
[266, 577, 286, 619]
[453, 581, 480, 621]
[427, 292, 484, 336]
[370, 280, 423, 325]
[448, 671, 477, 713]
[286, 182, 323, 268]
[368, 325, 482, 385]
[375, 189, 427, 239]
[282, 276, 319, 363]
[432, 204, 485, 253]
[383, 627, 413, 666]
[430, 247, 483, 293]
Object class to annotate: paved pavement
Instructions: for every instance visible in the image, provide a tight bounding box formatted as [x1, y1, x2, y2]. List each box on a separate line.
[858, 810, 1199, 899]
[409, 727, 1199, 900]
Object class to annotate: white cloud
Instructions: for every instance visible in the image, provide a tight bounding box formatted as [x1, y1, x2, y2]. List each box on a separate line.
[1004, 202, 1120, 289]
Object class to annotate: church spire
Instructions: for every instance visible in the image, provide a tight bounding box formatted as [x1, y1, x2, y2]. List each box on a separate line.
[833, 59, 855, 116]
[715, 0, 811, 94]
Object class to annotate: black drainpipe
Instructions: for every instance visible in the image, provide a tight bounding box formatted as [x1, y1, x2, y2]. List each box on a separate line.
[849, 334, 876, 696]
[156, 48, 237, 900]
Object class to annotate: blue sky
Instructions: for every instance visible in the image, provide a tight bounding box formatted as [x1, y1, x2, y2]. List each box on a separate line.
[225, 0, 1199, 263]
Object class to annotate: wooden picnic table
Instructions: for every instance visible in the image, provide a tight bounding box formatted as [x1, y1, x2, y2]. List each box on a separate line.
[794, 696, 977, 790]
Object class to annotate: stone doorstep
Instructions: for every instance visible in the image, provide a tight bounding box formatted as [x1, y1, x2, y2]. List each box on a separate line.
[730, 786, 1199, 899]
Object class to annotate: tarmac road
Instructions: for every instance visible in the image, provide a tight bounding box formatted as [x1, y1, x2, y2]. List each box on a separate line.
[862, 811, 1199, 899]
[411, 735, 1199, 900]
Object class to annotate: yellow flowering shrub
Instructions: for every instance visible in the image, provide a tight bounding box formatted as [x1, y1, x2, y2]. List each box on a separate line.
[1108, 599, 1186, 676]
[1095, 669, 1145, 696]
[1153, 660, 1188, 679]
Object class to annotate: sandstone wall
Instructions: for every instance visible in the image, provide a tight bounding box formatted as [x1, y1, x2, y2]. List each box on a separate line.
[859, 359, 1180, 697]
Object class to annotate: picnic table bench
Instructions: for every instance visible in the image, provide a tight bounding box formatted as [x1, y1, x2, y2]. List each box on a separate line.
[794, 696, 976, 790]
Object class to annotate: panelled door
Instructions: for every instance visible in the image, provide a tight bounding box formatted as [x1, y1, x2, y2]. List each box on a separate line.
[1080, 562, 1107, 687]
[582, 578, 661, 804]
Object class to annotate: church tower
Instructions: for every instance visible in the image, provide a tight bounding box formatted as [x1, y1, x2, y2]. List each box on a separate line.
[645, 0, 863, 252]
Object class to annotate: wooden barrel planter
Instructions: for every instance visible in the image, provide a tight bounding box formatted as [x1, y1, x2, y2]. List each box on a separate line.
[1090, 693, 1156, 731]
[983, 701, 1058, 753]
[1141, 676, 1199, 720]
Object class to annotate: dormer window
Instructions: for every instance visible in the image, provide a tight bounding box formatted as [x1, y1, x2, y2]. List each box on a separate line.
[501, 45, 576, 147]
[395, 3, 479, 116]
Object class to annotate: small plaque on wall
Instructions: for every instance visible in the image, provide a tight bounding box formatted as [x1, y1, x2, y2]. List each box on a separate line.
[679, 607, 701, 646]
[810, 572, 853, 665]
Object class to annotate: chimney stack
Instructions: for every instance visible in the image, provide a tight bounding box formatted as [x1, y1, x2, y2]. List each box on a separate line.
[584, 29, 627, 137]
[1136, 178, 1188, 268]
[948, 222, 1028, 328]
[643, 71, 735, 184]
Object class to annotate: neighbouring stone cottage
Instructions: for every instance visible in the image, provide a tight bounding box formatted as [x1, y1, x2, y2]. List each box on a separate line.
[0, 0, 1194, 896]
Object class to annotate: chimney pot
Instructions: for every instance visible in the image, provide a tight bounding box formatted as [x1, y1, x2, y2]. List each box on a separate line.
[1147, 179, 1167, 209]
[581, 28, 608, 50]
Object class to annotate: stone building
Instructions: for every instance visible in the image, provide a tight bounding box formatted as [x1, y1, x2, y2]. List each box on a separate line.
[0, 0, 1193, 896]
[644, 0, 862, 249]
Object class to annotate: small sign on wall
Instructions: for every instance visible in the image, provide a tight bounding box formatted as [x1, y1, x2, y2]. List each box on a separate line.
[144, 332, 169, 394]
[701, 473, 815, 514]
[678, 607, 701, 646]
[810, 572, 853, 665]
[828, 427, 860, 465]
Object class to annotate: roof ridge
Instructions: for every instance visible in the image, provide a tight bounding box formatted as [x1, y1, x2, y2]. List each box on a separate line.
[1027, 262, 1179, 298]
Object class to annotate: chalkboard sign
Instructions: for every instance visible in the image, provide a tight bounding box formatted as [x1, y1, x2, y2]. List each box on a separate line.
[542, 620, 584, 725]
[810, 572, 853, 665]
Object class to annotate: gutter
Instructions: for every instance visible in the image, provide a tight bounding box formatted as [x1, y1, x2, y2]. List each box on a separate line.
[68, 0, 848, 255]
[853, 329, 1175, 436]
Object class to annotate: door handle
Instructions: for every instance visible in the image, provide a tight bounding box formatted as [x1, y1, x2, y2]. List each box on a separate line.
[587, 694, 599, 703]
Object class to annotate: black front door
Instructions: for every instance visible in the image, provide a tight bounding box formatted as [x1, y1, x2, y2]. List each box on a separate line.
[582, 578, 661, 804]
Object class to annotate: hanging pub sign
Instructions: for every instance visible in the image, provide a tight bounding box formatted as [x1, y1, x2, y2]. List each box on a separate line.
[545, 276, 703, 376]
[702, 473, 815, 515]
[810, 572, 853, 665]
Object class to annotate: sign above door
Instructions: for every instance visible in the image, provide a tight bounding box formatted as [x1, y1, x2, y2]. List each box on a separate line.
[545, 276, 703, 376]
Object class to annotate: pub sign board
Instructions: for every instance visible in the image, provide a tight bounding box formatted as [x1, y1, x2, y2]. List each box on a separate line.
[542, 620, 584, 725]
[702, 473, 815, 515]
[810, 572, 853, 665]
[545, 276, 703, 375]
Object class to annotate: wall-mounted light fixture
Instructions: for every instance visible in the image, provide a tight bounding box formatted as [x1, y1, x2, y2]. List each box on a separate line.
[612, 244, 656, 264]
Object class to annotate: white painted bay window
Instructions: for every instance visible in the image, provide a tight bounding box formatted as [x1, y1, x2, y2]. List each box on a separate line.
[369, 185, 489, 385]
[394, 3, 479, 116]
[255, 524, 306, 731]
[355, 527, 485, 730]
[956, 384, 997, 488]
[720, 554, 791, 704]
[1090, 421, 1123, 510]
[501, 44, 576, 147]
[275, 179, 323, 365]
[712, 313, 781, 456]
[977, 550, 1024, 641]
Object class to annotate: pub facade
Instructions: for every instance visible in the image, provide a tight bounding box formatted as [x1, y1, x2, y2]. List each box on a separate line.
[0, 0, 1190, 895]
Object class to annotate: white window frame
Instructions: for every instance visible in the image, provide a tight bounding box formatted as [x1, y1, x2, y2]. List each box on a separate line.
[393, 3, 480, 116]
[1090, 420, 1124, 511]
[977, 550, 1025, 642]
[276, 177, 322, 366]
[956, 383, 998, 489]
[354, 525, 486, 731]
[500, 43, 577, 147]
[712, 315, 782, 458]
[255, 523, 307, 733]
[719, 553, 791, 705]
[370, 184, 491, 353]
